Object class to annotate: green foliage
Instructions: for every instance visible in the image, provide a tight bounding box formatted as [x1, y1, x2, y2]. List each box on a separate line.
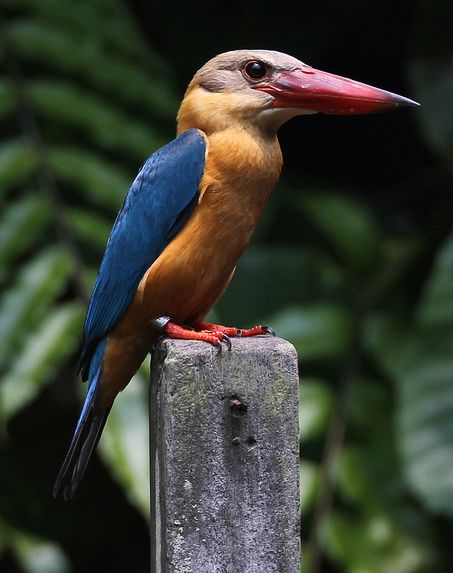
[0, 0, 179, 568]
[300, 378, 334, 441]
[0, 302, 84, 421]
[326, 510, 431, 573]
[395, 232, 453, 515]
[298, 192, 382, 274]
[0, 195, 51, 276]
[0, 141, 37, 191]
[270, 304, 355, 360]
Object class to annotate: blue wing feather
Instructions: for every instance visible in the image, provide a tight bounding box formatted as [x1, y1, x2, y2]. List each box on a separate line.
[79, 129, 206, 377]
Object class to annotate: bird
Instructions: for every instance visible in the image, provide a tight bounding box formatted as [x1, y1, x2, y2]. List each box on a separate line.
[53, 49, 418, 500]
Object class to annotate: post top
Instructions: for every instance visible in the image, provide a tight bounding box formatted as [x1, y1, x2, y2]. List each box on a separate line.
[155, 335, 297, 360]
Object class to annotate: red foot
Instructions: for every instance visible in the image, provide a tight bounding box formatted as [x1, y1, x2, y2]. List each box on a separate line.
[194, 321, 275, 338]
[164, 322, 230, 350]
[164, 320, 275, 351]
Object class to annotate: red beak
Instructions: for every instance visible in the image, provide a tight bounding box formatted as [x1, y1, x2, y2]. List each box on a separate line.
[256, 65, 419, 115]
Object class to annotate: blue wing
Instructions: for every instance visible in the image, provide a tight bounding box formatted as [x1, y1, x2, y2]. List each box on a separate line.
[78, 128, 206, 378]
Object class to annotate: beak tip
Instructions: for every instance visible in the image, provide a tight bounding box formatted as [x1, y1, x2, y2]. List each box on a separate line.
[402, 97, 420, 108]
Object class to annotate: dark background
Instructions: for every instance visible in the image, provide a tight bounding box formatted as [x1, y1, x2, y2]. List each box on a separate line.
[1, 0, 452, 572]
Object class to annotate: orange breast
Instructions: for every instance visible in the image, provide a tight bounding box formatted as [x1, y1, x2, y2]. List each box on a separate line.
[113, 127, 282, 338]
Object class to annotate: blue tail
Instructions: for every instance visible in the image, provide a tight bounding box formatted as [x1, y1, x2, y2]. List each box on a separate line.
[53, 340, 109, 500]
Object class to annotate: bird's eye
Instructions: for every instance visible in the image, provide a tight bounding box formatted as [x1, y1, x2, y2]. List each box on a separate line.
[243, 60, 268, 80]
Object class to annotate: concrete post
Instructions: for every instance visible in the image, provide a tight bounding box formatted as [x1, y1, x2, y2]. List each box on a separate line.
[150, 337, 300, 573]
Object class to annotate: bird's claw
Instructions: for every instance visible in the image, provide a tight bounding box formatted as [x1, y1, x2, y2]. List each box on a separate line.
[221, 333, 232, 351]
[261, 325, 276, 336]
[203, 331, 232, 352]
[236, 324, 276, 337]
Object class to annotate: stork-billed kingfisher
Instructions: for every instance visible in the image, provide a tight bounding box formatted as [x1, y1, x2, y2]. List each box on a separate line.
[54, 50, 418, 499]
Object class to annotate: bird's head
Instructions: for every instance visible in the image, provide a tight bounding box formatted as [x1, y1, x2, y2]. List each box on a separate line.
[177, 49, 418, 136]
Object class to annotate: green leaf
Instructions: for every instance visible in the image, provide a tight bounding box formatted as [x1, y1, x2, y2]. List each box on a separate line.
[47, 147, 129, 210]
[66, 208, 111, 252]
[348, 377, 393, 441]
[298, 192, 382, 274]
[215, 246, 346, 326]
[7, 19, 177, 116]
[417, 231, 453, 327]
[29, 80, 165, 158]
[300, 460, 320, 513]
[0, 248, 74, 370]
[397, 332, 453, 515]
[0, 302, 84, 422]
[396, 229, 453, 515]
[269, 304, 355, 360]
[0, 195, 51, 275]
[0, 141, 37, 195]
[338, 447, 373, 505]
[6, 0, 163, 65]
[364, 313, 412, 378]
[0, 81, 15, 120]
[326, 510, 433, 573]
[98, 365, 150, 518]
[300, 378, 334, 441]
[12, 532, 70, 573]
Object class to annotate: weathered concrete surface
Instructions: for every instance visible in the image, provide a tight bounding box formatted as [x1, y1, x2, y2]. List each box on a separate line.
[150, 337, 300, 573]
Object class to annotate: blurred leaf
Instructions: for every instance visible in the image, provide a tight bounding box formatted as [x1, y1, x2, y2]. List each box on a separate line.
[7, 19, 177, 115]
[338, 447, 378, 508]
[396, 229, 453, 515]
[0, 195, 51, 276]
[365, 313, 412, 378]
[298, 192, 382, 274]
[326, 510, 432, 573]
[417, 231, 453, 327]
[397, 333, 453, 515]
[6, 0, 171, 70]
[269, 304, 355, 360]
[0, 248, 74, 369]
[348, 377, 392, 440]
[339, 382, 423, 526]
[29, 80, 164, 158]
[216, 246, 346, 326]
[300, 378, 334, 441]
[99, 365, 150, 518]
[0, 302, 84, 422]
[0, 81, 15, 119]
[0, 141, 37, 194]
[66, 207, 111, 252]
[300, 460, 320, 513]
[12, 532, 70, 573]
[47, 147, 129, 210]
[0, 519, 12, 555]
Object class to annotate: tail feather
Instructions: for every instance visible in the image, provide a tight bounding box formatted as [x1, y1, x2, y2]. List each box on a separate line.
[54, 340, 109, 500]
